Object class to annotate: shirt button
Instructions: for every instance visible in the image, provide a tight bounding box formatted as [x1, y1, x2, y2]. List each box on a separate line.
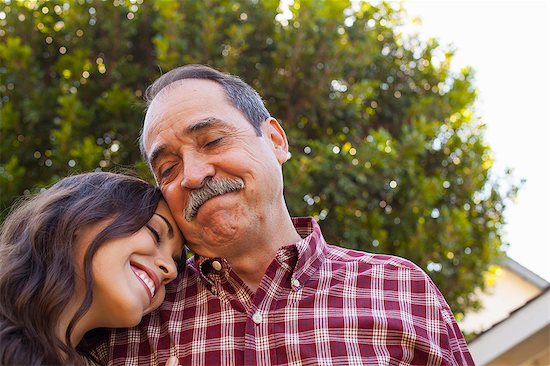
[212, 260, 222, 271]
[252, 311, 262, 324]
[211, 287, 218, 295]
[291, 278, 301, 289]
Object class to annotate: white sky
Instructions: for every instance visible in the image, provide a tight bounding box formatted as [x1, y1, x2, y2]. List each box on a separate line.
[400, 0, 549, 280]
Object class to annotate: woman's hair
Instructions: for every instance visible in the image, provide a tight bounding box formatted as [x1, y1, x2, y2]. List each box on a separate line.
[0, 172, 162, 365]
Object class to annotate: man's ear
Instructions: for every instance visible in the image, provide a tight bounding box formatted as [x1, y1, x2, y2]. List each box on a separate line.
[262, 117, 289, 164]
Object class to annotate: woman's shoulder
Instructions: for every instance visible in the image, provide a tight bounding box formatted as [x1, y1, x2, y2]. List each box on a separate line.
[83, 356, 101, 366]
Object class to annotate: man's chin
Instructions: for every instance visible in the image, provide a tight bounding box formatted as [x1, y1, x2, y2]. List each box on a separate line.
[193, 209, 242, 241]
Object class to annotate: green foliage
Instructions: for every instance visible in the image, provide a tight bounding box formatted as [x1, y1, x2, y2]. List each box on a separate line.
[0, 0, 516, 316]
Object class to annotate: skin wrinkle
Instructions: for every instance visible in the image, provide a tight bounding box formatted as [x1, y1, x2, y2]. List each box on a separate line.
[185, 177, 245, 221]
[148, 119, 252, 180]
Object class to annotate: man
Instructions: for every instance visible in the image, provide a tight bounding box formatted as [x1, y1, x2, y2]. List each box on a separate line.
[95, 65, 474, 365]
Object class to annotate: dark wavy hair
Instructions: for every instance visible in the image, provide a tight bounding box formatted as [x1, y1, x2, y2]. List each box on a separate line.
[0, 172, 162, 365]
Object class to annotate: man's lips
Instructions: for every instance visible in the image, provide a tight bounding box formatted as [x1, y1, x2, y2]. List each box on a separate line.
[130, 263, 160, 299]
[192, 193, 227, 218]
[186, 193, 223, 221]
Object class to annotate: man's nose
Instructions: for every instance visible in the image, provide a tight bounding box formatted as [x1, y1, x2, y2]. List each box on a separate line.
[180, 155, 215, 189]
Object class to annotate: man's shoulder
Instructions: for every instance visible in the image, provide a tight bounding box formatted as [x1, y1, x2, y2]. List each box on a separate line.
[323, 244, 448, 305]
[295, 217, 422, 272]
[324, 244, 428, 276]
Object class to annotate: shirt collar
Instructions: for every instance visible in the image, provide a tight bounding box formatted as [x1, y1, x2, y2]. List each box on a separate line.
[288, 217, 327, 288]
[193, 217, 327, 287]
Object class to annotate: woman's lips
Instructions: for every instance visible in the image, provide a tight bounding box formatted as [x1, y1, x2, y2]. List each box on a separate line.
[130, 264, 159, 299]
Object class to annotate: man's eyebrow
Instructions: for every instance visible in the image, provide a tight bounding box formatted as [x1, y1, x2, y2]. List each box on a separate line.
[154, 213, 174, 239]
[185, 117, 232, 134]
[148, 144, 169, 169]
[147, 117, 232, 167]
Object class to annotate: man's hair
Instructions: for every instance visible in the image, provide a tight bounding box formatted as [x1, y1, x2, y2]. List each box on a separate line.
[140, 64, 270, 157]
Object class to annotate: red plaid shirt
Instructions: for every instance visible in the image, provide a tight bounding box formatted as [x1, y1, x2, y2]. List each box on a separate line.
[93, 217, 473, 365]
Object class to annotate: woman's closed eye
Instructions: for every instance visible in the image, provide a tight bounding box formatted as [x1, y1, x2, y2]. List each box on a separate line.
[146, 224, 161, 244]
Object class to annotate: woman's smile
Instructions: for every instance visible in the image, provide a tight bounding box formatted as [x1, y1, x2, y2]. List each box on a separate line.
[130, 263, 159, 299]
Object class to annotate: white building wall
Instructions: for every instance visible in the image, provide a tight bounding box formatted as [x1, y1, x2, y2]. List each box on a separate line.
[460, 266, 542, 334]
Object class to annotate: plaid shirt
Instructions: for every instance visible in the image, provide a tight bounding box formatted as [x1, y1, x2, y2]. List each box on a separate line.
[94, 217, 473, 365]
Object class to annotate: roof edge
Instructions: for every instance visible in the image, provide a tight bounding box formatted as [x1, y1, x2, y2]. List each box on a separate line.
[503, 256, 549, 289]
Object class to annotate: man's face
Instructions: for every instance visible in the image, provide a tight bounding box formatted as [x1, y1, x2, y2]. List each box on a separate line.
[142, 79, 288, 257]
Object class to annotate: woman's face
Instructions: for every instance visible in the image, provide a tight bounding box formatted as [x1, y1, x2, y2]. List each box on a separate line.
[78, 199, 184, 328]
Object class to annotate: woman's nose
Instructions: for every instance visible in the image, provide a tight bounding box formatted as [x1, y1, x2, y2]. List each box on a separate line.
[155, 255, 177, 283]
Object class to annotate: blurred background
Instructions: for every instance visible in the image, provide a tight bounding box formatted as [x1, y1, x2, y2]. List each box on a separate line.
[402, 2, 549, 364]
[0, 1, 548, 364]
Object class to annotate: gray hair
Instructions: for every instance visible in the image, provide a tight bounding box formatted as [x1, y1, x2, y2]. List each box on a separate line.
[140, 64, 270, 157]
[184, 177, 245, 221]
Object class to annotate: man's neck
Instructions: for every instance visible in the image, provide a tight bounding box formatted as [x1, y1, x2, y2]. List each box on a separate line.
[214, 216, 301, 293]
[227, 250, 278, 293]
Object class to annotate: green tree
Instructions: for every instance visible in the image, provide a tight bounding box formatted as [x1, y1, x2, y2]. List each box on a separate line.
[0, 0, 517, 317]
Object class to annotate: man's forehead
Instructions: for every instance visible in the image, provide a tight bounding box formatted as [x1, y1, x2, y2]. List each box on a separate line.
[145, 79, 226, 125]
[149, 78, 225, 111]
[142, 80, 227, 146]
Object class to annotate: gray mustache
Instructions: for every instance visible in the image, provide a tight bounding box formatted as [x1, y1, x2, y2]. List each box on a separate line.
[184, 177, 245, 221]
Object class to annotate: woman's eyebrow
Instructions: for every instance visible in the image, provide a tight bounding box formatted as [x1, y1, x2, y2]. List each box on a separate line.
[153, 213, 174, 238]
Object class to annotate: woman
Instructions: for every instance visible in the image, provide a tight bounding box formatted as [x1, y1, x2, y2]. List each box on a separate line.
[0, 172, 184, 365]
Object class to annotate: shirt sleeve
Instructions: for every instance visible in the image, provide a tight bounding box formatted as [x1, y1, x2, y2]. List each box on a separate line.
[426, 275, 475, 366]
